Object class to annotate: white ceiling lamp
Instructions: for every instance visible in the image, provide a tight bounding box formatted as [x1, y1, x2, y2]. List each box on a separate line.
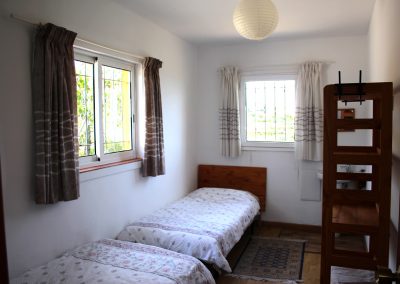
[233, 0, 279, 40]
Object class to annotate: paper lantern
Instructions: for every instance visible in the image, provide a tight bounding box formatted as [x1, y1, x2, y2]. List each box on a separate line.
[233, 0, 279, 40]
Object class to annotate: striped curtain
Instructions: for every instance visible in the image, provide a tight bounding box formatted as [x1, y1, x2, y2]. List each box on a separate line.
[142, 57, 165, 177]
[294, 62, 323, 161]
[220, 67, 241, 157]
[32, 23, 79, 203]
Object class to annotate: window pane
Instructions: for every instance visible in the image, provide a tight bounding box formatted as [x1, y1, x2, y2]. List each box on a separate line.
[102, 65, 132, 154]
[245, 80, 295, 143]
[75, 60, 95, 157]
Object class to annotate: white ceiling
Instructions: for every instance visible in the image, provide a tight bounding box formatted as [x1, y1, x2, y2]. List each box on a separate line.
[112, 0, 376, 45]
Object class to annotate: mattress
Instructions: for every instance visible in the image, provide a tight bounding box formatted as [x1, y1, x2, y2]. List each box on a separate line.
[11, 239, 215, 284]
[117, 187, 260, 272]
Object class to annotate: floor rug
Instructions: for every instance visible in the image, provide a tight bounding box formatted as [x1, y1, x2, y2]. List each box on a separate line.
[223, 275, 298, 283]
[279, 229, 321, 253]
[232, 236, 306, 281]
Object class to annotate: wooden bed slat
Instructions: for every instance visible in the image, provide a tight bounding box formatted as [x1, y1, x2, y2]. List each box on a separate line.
[197, 164, 267, 212]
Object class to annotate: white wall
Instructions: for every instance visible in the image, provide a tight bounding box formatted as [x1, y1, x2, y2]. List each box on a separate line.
[368, 0, 400, 270]
[196, 35, 369, 225]
[0, 0, 198, 278]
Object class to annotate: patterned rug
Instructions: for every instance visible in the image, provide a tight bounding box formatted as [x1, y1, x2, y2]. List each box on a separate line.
[279, 229, 321, 253]
[232, 236, 306, 281]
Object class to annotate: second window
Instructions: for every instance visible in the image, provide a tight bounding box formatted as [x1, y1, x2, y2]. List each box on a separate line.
[241, 74, 296, 149]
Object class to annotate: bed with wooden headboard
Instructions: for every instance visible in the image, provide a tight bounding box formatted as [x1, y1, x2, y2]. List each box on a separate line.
[198, 164, 267, 212]
[197, 164, 267, 270]
[117, 164, 267, 275]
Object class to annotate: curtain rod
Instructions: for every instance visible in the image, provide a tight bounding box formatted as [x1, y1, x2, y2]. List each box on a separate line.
[217, 61, 336, 72]
[9, 13, 145, 60]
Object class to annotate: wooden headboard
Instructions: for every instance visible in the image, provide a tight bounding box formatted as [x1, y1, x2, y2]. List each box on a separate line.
[197, 165, 267, 212]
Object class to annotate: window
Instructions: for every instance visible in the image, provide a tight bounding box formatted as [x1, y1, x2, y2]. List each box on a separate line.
[76, 60, 95, 157]
[75, 51, 137, 168]
[240, 73, 296, 149]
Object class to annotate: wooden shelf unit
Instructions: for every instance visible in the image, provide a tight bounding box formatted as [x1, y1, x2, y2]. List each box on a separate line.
[320, 82, 393, 283]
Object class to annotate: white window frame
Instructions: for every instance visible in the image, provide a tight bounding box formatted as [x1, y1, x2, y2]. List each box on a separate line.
[74, 48, 140, 169]
[240, 67, 297, 151]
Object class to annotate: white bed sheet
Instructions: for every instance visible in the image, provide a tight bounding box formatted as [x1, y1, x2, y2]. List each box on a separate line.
[117, 187, 260, 272]
[11, 239, 215, 284]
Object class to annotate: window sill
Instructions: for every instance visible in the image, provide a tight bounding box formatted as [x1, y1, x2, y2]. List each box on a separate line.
[79, 158, 142, 183]
[242, 146, 294, 152]
[80, 158, 142, 173]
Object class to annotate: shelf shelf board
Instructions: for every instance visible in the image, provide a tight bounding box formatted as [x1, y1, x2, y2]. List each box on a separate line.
[335, 119, 380, 130]
[333, 152, 380, 164]
[332, 204, 379, 227]
[332, 190, 377, 204]
[335, 172, 373, 181]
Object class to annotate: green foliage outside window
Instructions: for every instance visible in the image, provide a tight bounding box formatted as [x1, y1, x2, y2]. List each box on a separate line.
[102, 66, 132, 154]
[76, 61, 95, 157]
[245, 80, 295, 143]
[75, 60, 133, 159]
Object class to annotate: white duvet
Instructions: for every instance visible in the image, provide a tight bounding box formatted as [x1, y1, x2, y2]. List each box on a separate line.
[12, 239, 215, 284]
[117, 187, 260, 272]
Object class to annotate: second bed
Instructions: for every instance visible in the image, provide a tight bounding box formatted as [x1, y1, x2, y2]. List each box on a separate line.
[117, 165, 267, 272]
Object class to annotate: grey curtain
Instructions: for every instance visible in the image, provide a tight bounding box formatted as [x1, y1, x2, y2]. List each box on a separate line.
[295, 62, 323, 161]
[220, 66, 241, 157]
[32, 23, 79, 204]
[142, 57, 165, 177]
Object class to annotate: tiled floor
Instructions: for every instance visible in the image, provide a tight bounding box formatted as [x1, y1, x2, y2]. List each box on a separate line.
[217, 223, 368, 284]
